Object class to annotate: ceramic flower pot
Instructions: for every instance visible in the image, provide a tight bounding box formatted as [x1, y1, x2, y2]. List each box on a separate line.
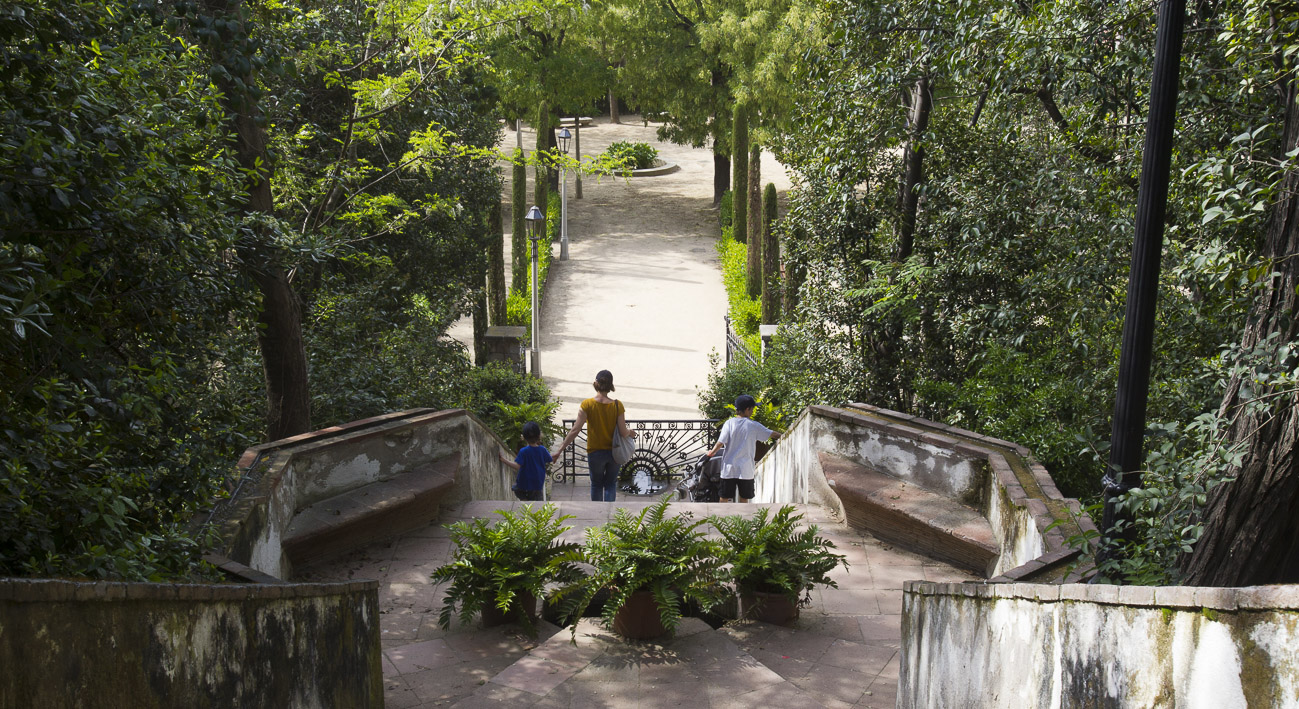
[612, 590, 668, 639]
[739, 589, 799, 626]
[480, 590, 537, 628]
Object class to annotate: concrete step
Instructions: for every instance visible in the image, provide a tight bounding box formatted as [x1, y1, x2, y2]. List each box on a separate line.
[820, 452, 997, 575]
[454, 617, 830, 708]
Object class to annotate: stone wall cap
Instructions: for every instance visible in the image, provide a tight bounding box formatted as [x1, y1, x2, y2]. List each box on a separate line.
[0, 578, 378, 603]
[910, 580, 1299, 611]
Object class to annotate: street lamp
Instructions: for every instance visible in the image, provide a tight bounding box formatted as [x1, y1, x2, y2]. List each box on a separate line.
[524, 205, 545, 377]
[557, 127, 572, 261]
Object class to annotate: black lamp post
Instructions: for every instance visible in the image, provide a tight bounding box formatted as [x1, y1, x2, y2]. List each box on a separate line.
[525, 205, 545, 377]
[558, 127, 572, 261]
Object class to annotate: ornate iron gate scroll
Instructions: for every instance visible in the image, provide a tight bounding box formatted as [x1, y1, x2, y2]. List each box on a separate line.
[558, 419, 721, 491]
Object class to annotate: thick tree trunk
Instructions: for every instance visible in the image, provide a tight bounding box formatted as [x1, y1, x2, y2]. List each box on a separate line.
[200, 0, 310, 440]
[1182, 75, 1299, 586]
[895, 76, 932, 262]
[732, 105, 749, 244]
[511, 151, 527, 293]
[761, 182, 780, 324]
[714, 142, 730, 206]
[488, 200, 506, 325]
[746, 146, 763, 298]
[609, 88, 620, 124]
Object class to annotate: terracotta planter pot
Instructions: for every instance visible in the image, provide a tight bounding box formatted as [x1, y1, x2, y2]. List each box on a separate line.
[739, 589, 799, 626]
[480, 590, 537, 628]
[612, 590, 668, 639]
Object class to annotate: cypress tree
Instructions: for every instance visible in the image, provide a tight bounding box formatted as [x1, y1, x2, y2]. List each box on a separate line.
[488, 199, 506, 325]
[534, 102, 550, 216]
[731, 104, 748, 245]
[511, 149, 527, 293]
[761, 182, 780, 324]
[746, 145, 762, 298]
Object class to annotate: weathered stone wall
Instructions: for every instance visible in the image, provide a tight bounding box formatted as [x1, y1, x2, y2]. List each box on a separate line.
[753, 404, 1085, 578]
[901, 581, 1299, 708]
[208, 408, 512, 579]
[0, 578, 381, 708]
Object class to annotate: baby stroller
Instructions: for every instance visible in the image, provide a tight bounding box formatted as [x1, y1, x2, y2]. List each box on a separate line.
[677, 448, 724, 503]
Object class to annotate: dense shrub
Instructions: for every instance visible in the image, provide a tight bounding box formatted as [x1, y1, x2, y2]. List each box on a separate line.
[716, 227, 762, 352]
[605, 141, 659, 170]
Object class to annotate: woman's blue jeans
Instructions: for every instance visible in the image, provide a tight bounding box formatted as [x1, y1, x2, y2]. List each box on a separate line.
[587, 449, 620, 502]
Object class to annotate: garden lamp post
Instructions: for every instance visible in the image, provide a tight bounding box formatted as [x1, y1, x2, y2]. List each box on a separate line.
[525, 205, 545, 377]
[558, 127, 572, 260]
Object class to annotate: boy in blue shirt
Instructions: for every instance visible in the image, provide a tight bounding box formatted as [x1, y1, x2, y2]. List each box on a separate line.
[499, 421, 551, 501]
[702, 395, 781, 503]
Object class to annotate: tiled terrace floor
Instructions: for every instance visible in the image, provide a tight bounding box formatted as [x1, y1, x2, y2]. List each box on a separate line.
[298, 479, 978, 708]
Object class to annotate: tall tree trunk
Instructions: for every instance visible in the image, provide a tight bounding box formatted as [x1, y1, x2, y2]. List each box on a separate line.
[732, 105, 749, 244]
[1182, 74, 1299, 587]
[534, 102, 550, 216]
[895, 76, 932, 262]
[512, 150, 527, 293]
[713, 141, 730, 207]
[609, 88, 621, 124]
[761, 182, 780, 324]
[199, 0, 310, 440]
[488, 199, 506, 325]
[746, 145, 763, 298]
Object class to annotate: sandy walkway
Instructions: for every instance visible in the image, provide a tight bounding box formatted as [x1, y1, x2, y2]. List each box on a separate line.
[452, 116, 792, 420]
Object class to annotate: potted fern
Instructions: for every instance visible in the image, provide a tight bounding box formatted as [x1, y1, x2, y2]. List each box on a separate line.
[710, 505, 847, 625]
[430, 503, 584, 637]
[553, 495, 727, 639]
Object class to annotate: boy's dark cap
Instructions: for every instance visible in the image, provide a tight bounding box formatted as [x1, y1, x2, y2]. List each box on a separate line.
[734, 394, 757, 411]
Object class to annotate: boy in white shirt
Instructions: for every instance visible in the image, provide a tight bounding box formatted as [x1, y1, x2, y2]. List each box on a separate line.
[702, 394, 781, 503]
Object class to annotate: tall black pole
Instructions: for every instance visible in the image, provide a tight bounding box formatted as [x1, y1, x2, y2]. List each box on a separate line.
[1098, 0, 1186, 574]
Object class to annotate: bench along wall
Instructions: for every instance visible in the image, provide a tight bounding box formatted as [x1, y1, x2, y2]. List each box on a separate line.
[208, 408, 512, 580]
[753, 404, 1089, 579]
[0, 578, 381, 708]
[901, 581, 1299, 708]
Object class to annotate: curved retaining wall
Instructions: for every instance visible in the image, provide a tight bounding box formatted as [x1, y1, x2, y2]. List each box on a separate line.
[0, 578, 381, 708]
[901, 580, 1299, 708]
[754, 403, 1090, 578]
[208, 408, 512, 580]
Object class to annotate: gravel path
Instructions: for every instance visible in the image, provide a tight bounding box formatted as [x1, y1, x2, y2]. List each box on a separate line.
[453, 115, 792, 420]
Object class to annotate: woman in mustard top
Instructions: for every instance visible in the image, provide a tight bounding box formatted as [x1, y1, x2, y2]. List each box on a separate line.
[555, 370, 637, 501]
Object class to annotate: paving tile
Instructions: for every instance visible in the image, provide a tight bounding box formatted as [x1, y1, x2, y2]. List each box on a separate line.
[922, 564, 976, 583]
[857, 682, 897, 709]
[531, 635, 605, 668]
[874, 590, 904, 616]
[380, 609, 423, 644]
[565, 680, 642, 708]
[708, 679, 819, 709]
[866, 565, 926, 590]
[790, 667, 871, 706]
[404, 655, 518, 704]
[393, 536, 453, 561]
[760, 626, 837, 662]
[856, 615, 901, 644]
[749, 648, 815, 680]
[797, 614, 867, 643]
[699, 653, 785, 694]
[491, 655, 577, 696]
[820, 589, 882, 615]
[387, 638, 461, 674]
[444, 626, 536, 661]
[672, 630, 745, 664]
[570, 652, 641, 683]
[818, 639, 897, 676]
[828, 563, 875, 590]
[456, 682, 538, 707]
[382, 678, 423, 709]
[717, 620, 777, 650]
[639, 654, 702, 683]
[639, 678, 711, 707]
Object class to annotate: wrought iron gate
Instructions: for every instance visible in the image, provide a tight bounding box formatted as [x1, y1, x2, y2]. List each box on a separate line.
[558, 418, 721, 493]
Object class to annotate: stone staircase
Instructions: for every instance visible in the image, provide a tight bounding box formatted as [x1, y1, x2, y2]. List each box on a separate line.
[449, 617, 899, 708]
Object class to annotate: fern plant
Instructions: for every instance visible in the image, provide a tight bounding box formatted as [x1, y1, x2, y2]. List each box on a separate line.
[490, 400, 562, 450]
[552, 495, 727, 638]
[430, 503, 584, 637]
[710, 505, 847, 609]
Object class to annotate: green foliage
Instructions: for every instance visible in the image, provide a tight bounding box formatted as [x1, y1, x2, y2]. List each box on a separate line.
[709, 505, 846, 608]
[719, 190, 734, 228]
[552, 495, 728, 638]
[504, 201, 558, 337]
[490, 401, 564, 451]
[717, 227, 762, 351]
[430, 503, 585, 637]
[604, 141, 658, 170]
[698, 353, 772, 421]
